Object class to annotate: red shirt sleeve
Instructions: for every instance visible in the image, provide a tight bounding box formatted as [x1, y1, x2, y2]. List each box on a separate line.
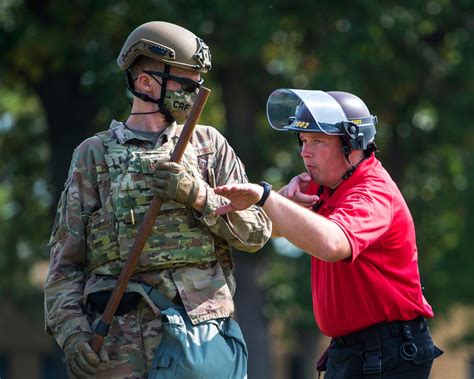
[308, 179, 393, 262]
[329, 184, 392, 262]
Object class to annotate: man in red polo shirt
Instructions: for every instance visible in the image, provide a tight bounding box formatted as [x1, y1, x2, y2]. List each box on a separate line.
[213, 89, 443, 378]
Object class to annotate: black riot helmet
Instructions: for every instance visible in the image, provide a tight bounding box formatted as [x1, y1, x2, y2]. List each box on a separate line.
[266, 89, 378, 155]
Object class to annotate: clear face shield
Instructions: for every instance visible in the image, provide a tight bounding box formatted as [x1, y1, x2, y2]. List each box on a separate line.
[266, 89, 349, 134]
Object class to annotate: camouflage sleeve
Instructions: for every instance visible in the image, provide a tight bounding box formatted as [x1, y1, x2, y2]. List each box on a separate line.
[44, 137, 104, 348]
[193, 127, 272, 252]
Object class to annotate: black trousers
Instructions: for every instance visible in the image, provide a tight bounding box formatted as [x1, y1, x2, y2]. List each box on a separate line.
[321, 318, 443, 379]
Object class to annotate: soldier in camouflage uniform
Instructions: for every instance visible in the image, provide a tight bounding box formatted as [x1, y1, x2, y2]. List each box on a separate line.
[44, 21, 271, 378]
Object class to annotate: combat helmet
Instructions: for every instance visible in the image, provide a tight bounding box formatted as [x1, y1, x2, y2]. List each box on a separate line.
[117, 21, 211, 72]
[117, 21, 211, 121]
[266, 89, 378, 155]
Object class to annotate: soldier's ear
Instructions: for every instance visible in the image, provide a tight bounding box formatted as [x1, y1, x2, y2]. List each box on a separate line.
[135, 72, 155, 92]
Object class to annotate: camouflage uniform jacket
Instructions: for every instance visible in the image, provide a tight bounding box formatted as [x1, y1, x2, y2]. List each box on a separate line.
[44, 120, 271, 348]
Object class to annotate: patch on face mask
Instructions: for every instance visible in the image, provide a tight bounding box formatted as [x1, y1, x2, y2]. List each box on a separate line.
[163, 90, 197, 123]
[172, 101, 191, 111]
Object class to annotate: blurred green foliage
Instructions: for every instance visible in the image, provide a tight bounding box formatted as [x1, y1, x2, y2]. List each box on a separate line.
[0, 0, 472, 362]
[0, 84, 51, 309]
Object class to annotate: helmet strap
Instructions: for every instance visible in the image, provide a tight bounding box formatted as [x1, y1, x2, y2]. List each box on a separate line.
[364, 142, 378, 157]
[126, 71, 160, 105]
[341, 137, 352, 160]
[341, 151, 369, 180]
[157, 65, 174, 122]
[158, 64, 169, 108]
[125, 67, 173, 121]
[342, 165, 357, 180]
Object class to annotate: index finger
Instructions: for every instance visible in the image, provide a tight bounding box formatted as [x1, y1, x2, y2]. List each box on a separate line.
[292, 192, 319, 202]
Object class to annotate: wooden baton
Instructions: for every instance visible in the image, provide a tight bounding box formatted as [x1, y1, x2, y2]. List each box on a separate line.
[90, 86, 211, 353]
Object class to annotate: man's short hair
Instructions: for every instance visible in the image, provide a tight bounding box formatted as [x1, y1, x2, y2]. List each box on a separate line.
[129, 56, 163, 79]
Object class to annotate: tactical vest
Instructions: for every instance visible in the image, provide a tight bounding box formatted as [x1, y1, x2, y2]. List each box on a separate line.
[86, 127, 217, 275]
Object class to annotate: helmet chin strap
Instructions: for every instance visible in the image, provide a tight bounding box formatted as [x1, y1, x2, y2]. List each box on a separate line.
[126, 65, 174, 121]
[340, 142, 378, 181]
[341, 152, 367, 181]
[340, 135, 376, 180]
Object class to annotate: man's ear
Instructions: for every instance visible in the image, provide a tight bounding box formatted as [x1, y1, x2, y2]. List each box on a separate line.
[135, 72, 154, 92]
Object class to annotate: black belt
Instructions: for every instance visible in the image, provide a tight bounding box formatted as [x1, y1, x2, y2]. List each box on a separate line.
[88, 288, 182, 316]
[88, 291, 142, 316]
[331, 317, 428, 377]
[332, 317, 427, 348]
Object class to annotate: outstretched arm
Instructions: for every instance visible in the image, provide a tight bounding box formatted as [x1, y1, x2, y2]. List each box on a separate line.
[214, 183, 351, 262]
[213, 183, 263, 215]
[153, 126, 272, 253]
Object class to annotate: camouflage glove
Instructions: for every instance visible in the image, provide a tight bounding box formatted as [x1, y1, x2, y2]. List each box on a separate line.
[63, 332, 109, 378]
[152, 162, 200, 207]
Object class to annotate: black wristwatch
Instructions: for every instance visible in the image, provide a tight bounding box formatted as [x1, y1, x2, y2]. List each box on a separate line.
[255, 181, 272, 207]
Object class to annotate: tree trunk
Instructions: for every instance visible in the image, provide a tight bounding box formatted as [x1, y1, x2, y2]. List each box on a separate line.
[217, 66, 274, 378]
[233, 250, 274, 379]
[33, 72, 95, 206]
